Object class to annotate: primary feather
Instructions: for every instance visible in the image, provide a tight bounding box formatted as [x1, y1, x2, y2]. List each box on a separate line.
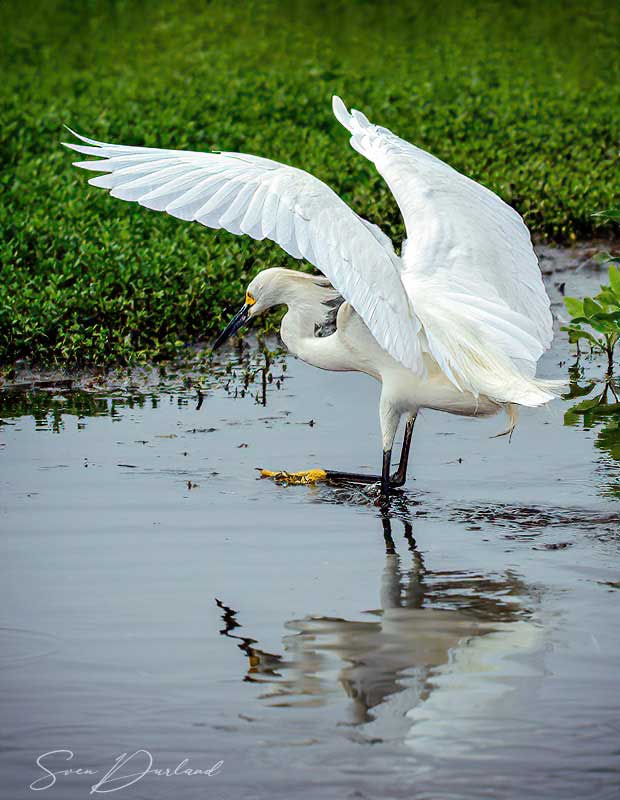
[63, 129, 421, 372]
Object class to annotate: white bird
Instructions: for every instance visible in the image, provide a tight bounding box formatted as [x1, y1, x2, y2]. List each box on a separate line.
[64, 96, 559, 501]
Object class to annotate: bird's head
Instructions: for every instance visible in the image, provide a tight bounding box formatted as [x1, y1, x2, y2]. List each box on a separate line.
[211, 268, 289, 351]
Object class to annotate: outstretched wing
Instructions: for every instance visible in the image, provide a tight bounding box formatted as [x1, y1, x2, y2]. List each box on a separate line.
[63, 129, 421, 371]
[333, 96, 553, 390]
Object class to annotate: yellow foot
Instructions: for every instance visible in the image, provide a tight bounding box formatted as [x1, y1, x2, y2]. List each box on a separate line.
[259, 468, 328, 486]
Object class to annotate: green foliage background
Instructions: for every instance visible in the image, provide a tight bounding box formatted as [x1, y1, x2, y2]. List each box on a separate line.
[1, 0, 619, 364]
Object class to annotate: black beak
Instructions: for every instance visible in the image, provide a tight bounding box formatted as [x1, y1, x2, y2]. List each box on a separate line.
[211, 304, 250, 352]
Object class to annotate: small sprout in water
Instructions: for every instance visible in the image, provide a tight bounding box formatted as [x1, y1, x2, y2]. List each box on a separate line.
[562, 264, 620, 376]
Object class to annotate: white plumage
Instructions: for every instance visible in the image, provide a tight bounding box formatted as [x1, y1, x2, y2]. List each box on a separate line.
[65, 125, 417, 369]
[64, 96, 559, 498]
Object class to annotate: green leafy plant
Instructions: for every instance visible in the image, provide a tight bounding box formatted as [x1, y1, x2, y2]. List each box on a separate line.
[562, 265, 620, 376]
[2, 0, 620, 365]
[592, 208, 620, 224]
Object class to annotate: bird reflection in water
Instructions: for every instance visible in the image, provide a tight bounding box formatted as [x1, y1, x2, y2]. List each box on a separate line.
[217, 508, 534, 732]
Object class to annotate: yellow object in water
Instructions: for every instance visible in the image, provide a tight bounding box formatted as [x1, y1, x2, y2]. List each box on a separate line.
[260, 468, 327, 485]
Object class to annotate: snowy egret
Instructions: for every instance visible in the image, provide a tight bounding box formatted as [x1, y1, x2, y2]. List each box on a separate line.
[64, 96, 558, 500]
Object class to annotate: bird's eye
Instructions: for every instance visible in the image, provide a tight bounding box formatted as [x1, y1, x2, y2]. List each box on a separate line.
[245, 292, 256, 306]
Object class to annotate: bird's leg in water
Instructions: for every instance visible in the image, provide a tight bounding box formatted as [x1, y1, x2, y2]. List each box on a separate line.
[380, 448, 392, 500]
[389, 414, 416, 487]
[260, 414, 416, 496]
[261, 458, 396, 492]
[319, 413, 416, 489]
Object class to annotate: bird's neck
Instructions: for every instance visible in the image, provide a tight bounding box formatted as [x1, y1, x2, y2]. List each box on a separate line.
[280, 306, 346, 372]
[280, 305, 318, 357]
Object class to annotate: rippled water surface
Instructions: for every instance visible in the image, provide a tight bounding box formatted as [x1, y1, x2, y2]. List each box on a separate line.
[1, 250, 619, 799]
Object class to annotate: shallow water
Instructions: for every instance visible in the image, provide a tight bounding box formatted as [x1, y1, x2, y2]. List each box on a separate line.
[1, 249, 620, 799]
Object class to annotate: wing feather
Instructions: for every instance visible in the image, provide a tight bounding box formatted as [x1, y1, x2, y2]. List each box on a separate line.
[240, 182, 270, 240]
[63, 130, 421, 371]
[65, 99, 554, 406]
[332, 96, 554, 397]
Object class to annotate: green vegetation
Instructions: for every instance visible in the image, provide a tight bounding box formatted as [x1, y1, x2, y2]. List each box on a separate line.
[563, 264, 620, 376]
[1, 0, 620, 365]
[563, 210, 620, 375]
[562, 210, 620, 492]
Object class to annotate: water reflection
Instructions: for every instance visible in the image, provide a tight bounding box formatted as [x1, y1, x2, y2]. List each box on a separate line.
[217, 511, 534, 735]
[564, 369, 620, 497]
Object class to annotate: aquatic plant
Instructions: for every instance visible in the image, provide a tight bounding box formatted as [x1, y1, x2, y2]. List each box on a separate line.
[562, 264, 620, 376]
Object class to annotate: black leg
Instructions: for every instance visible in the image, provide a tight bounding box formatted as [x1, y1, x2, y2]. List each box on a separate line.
[322, 468, 383, 484]
[322, 453, 390, 489]
[324, 414, 416, 490]
[380, 448, 392, 499]
[261, 415, 416, 493]
[322, 449, 391, 492]
[390, 415, 416, 487]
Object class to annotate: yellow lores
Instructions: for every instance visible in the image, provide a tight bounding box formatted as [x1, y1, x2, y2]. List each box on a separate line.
[245, 291, 256, 306]
[260, 469, 327, 486]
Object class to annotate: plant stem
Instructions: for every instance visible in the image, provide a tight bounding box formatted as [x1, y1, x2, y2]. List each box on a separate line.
[607, 338, 616, 378]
